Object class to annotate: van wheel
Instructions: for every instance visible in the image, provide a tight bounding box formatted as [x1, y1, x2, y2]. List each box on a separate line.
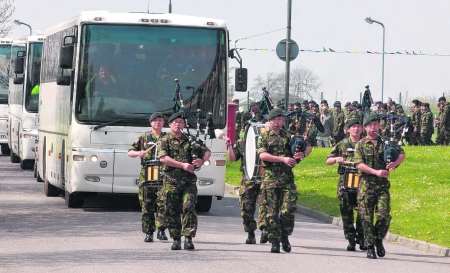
[196, 196, 212, 212]
[65, 191, 84, 208]
[10, 152, 20, 163]
[1, 144, 10, 155]
[20, 159, 34, 170]
[44, 179, 60, 197]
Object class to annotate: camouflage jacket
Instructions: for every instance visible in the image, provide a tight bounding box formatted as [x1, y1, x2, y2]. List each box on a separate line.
[354, 137, 404, 187]
[328, 137, 358, 177]
[257, 129, 294, 187]
[129, 131, 166, 184]
[438, 103, 450, 131]
[411, 111, 421, 132]
[332, 110, 345, 137]
[157, 132, 208, 182]
[420, 111, 434, 136]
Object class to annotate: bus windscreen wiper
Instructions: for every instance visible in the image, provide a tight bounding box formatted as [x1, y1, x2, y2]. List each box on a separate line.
[92, 118, 129, 131]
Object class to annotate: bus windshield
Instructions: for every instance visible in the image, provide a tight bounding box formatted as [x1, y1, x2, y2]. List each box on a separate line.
[25, 42, 42, 112]
[0, 45, 11, 104]
[76, 24, 227, 128]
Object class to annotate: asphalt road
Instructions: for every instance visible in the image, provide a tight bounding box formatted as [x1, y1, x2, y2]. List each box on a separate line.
[0, 154, 449, 273]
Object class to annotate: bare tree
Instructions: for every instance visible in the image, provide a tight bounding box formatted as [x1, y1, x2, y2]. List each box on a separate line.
[0, 0, 15, 38]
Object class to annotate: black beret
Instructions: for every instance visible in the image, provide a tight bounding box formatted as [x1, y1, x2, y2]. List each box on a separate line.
[363, 112, 380, 126]
[334, 101, 341, 107]
[149, 112, 164, 122]
[168, 112, 184, 123]
[268, 108, 285, 120]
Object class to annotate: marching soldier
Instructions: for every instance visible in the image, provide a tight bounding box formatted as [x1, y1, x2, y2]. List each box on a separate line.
[128, 113, 168, 243]
[257, 109, 311, 253]
[227, 135, 268, 245]
[326, 117, 366, 251]
[410, 100, 421, 145]
[436, 97, 450, 145]
[420, 103, 434, 145]
[158, 112, 210, 250]
[354, 113, 405, 259]
[233, 98, 244, 140]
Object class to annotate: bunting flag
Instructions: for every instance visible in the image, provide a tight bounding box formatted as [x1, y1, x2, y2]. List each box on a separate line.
[236, 47, 450, 57]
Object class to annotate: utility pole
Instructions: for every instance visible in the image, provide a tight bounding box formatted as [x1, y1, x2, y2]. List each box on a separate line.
[284, 0, 292, 109]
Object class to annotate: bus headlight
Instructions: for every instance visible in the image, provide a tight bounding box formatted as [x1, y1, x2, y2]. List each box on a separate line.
[90, 155, 98, 162]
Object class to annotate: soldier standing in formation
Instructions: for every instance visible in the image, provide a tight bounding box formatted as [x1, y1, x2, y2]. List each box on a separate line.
[354, 113, 405, 259]
[158, 112, 210, 250]
[128, 113, 168, 243]
[410, 100, 422, 145]
[420, 103, 434, 145]
[332, 101, 345, 145]
[257, 109, 311, 253]
[326, 117, 366, 251]
[436, 96, 450, 145]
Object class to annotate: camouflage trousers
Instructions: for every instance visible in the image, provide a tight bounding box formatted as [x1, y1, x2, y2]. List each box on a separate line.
[358, 180, 391, 246]
[420, 133, 433, 145]
[338, 186, 364, 243]
[138, 183, 166, 234]
[161, 178, 197, 239]
[239, 179, 267, 232]
[261, 182, 297, 242]
[436, 129, 450, 145]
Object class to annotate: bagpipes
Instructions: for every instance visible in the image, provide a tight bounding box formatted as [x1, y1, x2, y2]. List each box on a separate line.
[172, 79, 214, 170]
[378, 112, 408, 164]
[259, 87, 274, 119]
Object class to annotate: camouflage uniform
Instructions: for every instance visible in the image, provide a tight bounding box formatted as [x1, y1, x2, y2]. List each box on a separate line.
[354, 137, 404, 247]
[328, 138, 364, 245]
[157, 133, 208, 239]
[235, 110, 244, 141]
[410, 111, 421, 145]
[257, 129, 297, 242]
[436, 103, 450, 145]
[332, 110, 345, 144]
[129, 132, 166, 234]
[420, 110, 434, 145]
[233, 139, 267, 233]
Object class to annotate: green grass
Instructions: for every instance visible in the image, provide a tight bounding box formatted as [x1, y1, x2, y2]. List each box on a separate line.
[226, 146, 450, 247]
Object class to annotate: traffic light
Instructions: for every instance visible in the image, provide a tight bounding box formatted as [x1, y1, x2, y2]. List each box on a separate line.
[235, 68, 247, 92]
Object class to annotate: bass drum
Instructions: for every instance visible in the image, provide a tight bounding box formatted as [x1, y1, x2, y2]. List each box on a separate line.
[244, 123, 267, 181]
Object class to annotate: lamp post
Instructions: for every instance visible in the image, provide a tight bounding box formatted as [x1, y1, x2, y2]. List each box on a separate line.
[365, 17, 385, 102]
[13, 19, 32, 35]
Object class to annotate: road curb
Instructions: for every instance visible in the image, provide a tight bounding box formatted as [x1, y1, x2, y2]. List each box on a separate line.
[225, 183, 450, 257]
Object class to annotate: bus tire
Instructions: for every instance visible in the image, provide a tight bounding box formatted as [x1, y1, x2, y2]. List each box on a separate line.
[10, 152, 20, 163]
[65, 191, 84, 208]
[20, 159, 34, 170]
[1, 144, 10, 155]
[196, 196, 212, 213]
[44, 179, 60, 197]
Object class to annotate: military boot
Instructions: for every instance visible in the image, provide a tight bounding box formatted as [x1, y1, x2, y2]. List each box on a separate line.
[157, 228, 168, 241]
[358, 239, 367, 251]
[260, 230, 269, 244]
[144, 232, 153, 243]
[246, 231, 256, 244]
[366, 245, 377, 259]
[171, 238, 182, 250]
[270, 240, 280, 253]
[346, 238, 356, 251]
[281, 235, 291, 253]
[184, 236, 195, 250]
[375, 239, 385, 257]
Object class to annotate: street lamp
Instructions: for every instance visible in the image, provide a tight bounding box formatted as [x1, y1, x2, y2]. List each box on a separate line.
[365, 16, 385, 102]
[13, 19, 32, 36]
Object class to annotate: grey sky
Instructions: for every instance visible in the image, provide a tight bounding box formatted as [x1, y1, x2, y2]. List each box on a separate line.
[10, 0, 450, 103]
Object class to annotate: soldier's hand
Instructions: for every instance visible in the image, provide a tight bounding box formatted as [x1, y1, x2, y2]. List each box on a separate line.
[386, 162, 397, 170]
[293, 152, 304, 161]
[138, 150, 147, 158]
[335, 157, 345, 164]
[375, 169, 389, 178]
[282, 157, 297, 167]
[182, 163, 195, 173]
[192, 159, 204, 168]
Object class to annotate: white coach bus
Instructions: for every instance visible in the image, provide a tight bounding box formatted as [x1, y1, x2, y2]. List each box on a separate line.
[38, 11, 232, 210]
[0, 38, 12, 155]
[7, 36, 43, 169]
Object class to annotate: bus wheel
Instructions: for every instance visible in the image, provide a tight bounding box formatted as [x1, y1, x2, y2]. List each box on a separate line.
[65, 191, 84, 208]
[20, 159, 34, 170]
[44, 179, 60, 197]
[10, 152, 20, 163]
[196, 196, 212, 213]
[1, 144, 10, 155]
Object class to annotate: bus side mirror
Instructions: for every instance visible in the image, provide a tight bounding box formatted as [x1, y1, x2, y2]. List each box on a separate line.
[14, 51, 26, 74]
[13, 75, 24, 85]
[235, 68, 247, 92]
[59, 35, 75, 69]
